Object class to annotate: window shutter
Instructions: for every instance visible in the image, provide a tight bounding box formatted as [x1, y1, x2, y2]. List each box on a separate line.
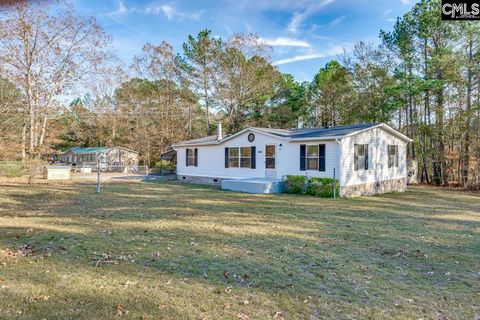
[300, 144, 306, 171]
[251, 146, 256, 169]
[186, 149, 189, 167]
[225, 148, 229, 168]
[194, 148, 198, 167]
[354, 144, 358, 171]
[395, 145, 399, 167]
[364, 144, 369, 170]
[318, 144, 325, 172]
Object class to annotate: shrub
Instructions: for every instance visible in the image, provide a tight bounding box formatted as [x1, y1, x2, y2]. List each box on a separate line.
[154, 160, 176, 170]
[306, 177, 339, 198]
[283, 175, 307, 194]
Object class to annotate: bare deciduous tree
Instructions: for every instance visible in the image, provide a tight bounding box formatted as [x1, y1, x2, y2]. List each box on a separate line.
[0, 0, 111, 160]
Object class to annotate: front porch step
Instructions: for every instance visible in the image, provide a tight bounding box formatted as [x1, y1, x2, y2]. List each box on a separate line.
[221, 178, 285, 194]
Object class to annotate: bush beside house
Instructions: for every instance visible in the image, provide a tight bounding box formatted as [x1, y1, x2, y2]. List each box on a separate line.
[283, 175, 339, 198]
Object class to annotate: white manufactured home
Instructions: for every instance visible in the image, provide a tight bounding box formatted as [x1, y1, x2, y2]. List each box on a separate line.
[172, 123, 413, 197]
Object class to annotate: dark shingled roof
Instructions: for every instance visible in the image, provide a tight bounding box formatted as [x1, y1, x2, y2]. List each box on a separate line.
[287, 123, 379, 139]
[173, 123, 404, 146]
[175, 135, 221, 146]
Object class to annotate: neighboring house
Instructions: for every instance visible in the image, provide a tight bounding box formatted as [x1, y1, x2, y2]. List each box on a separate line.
[172, 123, 413, 197]
[57, 147, 139, 167]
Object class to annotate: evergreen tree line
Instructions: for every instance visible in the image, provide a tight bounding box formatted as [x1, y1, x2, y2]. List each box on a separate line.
[0, 0, 479, 188]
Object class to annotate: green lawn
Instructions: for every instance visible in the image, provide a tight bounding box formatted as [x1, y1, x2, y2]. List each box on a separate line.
[0, 182, 478, 319]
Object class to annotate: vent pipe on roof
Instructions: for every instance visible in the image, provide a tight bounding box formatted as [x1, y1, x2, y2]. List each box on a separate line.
[217, 122, 223, 140]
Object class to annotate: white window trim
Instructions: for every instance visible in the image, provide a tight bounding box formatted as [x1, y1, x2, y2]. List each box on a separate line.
[227, 147, 252, 169]
[306, 144, 319, 171]
[388, 145, 399, 168]
[354, 144, 368, 171]
[186, 148, 196, 167]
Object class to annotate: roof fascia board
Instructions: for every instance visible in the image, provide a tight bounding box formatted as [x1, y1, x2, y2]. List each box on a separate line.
[172, 128, 288, 147]
[377, 123, 413, 142]
[288, 136, 344, 142]
[172, 141, 220, 147]
[219, 128, 289, 144]
[342, 124, 412, 142]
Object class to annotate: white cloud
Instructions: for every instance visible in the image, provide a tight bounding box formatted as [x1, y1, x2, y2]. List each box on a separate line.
[145, 4, 176, 19]
[106, 1, 201, 20]
[274, 45, 345, 65]
[107, 0, 132, 17]
[287, 0, 335, 33]
[260, 37, 310, 48]
[329, 15, 345, 27]
[400, 0, 412, 4]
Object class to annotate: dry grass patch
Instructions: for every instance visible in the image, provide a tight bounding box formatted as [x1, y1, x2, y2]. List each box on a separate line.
[0, 182, 479, 319]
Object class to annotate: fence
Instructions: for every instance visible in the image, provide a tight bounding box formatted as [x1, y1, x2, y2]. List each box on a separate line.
[0, 161, 150, 184]
[71, 164, 149, 182]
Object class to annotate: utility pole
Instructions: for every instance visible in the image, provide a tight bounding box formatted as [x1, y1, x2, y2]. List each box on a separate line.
[333, 168, 336, 199]
[96, 152, 105, 193]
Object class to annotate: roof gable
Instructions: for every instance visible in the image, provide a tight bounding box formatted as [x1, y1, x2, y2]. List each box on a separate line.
[70, 147, 111, 154]
[67, 146, 139, 154]
[172, 123, 412, 147]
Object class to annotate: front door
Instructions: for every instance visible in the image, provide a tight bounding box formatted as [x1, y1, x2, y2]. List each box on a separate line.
[265, 145, 276, 178]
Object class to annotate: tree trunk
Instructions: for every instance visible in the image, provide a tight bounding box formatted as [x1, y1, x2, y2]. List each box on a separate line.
[434, 67, 447, 186]
[203, 74, 210, 135]
[21, 121, 27, 163]
[422, 38, 431, 184]
[37, 114, 48, 157]
[462, 40, 473, 187]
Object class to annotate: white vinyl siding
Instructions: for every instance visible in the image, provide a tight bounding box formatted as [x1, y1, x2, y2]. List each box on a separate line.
[176, 126, 408, 187]
[176, 130, 340, 180]
[340, 127, 407, 187]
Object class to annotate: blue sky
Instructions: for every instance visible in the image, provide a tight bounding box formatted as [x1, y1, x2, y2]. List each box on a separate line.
[73, 0, 415, 82]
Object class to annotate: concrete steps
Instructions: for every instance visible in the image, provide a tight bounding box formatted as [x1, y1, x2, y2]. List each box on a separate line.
[221, 178, 285, 194]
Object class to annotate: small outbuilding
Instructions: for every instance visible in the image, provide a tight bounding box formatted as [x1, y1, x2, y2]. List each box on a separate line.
[57, 147, 139, 167]
[44, 166, 71, 180]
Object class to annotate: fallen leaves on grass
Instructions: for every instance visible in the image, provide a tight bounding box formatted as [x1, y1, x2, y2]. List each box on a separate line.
[30, 294, 50, 303]
[92, 254, 119, 267]
[18, 244, 35, 256]
[0, 244, 36, 258]
[0, 249, 18, 258]
[116, 304, 128, 316]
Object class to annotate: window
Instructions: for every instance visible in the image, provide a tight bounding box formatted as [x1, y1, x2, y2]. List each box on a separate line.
[228, 147, 239, 167]
[354, 144, 369, 171]
[186, 148, 196, 166]
[388, 145, 399, 168]
[226, 147, 255, 168]
[265, 145, 275, 169]
[240, 147, 251, 168]
[306, 145, 319, 170]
